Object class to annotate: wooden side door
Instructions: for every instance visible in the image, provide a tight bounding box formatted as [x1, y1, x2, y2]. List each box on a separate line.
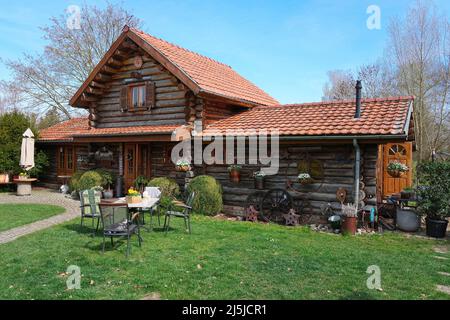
[57, 145, 75, 177]
[123, 143, 137, 191]
[382, 142, 412, 197]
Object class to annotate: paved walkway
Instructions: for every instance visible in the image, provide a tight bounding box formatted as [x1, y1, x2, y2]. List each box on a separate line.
[0, 189, 79, 244]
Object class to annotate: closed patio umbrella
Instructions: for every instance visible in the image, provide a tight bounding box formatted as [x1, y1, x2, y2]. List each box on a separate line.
[20, 128, 35, 171]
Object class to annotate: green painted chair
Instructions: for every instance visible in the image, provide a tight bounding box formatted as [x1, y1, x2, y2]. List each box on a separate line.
[99, 204, 142, 257]
[79, 190, 102, 236]
[163, 192, 195, 234]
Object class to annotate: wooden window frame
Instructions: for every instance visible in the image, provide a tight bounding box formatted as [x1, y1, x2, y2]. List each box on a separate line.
[128, 83, 146, 112]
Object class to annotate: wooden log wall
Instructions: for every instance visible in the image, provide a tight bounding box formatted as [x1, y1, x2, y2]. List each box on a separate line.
[149, 142, 186, 188]
[94, 53, 196, 128]
[190, 143, 378, 216]
[203, 100, 245, 127]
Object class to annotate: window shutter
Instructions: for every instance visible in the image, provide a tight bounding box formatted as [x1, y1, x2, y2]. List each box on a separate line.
[120, 86, 128, 112]
[145, 81, 156, 110]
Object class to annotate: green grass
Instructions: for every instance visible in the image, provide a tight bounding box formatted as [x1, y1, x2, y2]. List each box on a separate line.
[0, 215, 449, 300]
[0, 204, 66, 232]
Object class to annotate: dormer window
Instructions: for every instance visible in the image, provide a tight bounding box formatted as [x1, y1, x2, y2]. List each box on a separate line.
[130, 84, 146, 110]
[120, 81, 156, 112]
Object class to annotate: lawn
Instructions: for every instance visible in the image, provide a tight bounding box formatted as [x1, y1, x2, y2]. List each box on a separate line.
[0, 204, 66, 232]
[0, 215, 449, 300]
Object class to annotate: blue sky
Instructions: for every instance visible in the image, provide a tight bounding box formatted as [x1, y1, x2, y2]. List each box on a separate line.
[0, 0, 449, 103]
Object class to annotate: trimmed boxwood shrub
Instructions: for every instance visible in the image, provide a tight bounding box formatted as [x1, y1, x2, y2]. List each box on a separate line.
[186, 175, 223, 216]
[69, 171, 84, 192]
[77, 171, 104, 192]
[147, 177, 180, 198]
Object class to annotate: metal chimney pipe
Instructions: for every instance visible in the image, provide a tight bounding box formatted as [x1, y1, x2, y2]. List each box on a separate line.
[355, 80, 362, 118]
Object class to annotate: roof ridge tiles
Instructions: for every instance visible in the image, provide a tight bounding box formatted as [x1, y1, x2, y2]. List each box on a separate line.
[130, 27, 233, 69]
[254, 96, 414, 110]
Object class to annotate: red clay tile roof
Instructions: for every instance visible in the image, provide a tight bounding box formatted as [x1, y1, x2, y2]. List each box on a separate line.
[131, 28, 278, 106]
[201, 97, 414, 137]
[38, 118, 179, 142]
[39, 118, 89, 142]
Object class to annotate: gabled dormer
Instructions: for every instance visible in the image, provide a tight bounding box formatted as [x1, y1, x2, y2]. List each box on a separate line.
[70, 26, 278, 130]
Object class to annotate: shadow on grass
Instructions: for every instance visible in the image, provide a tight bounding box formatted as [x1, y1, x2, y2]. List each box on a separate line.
[63, 222, 144, 253]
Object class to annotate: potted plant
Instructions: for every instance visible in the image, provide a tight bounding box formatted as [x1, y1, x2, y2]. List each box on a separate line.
[253, 170, 266, 190]
[126, 187, 142, 204]
[228, 165, 242, 183]
[387, 161, 409, 178]
[417, 162, 450, 238]
[134, 175, 148, 194]
[175, 159, 191, 172]
[101, 171, 114, 199]
[298, 173, 313, 185]
[18, 171, 29, 180]
[340, 203, 358, 235]
[400, 187, 415, 200]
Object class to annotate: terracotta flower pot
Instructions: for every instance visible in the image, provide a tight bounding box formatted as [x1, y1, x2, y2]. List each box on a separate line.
[341, 216, 358, 235]
[176, 165, 190, 172]
[229, 169, 240, 183]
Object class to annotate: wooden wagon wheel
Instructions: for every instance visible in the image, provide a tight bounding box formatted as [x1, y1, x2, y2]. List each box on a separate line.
[260, 188, 294, 223]
[245, 191, 266, 213]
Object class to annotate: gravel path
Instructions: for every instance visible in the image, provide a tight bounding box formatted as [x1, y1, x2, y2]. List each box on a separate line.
[0, 189, 79, 244]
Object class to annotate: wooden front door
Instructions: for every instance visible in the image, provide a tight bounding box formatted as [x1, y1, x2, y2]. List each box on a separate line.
[123, 143, 152, 190]
[57, 145, 75, 177]
[124, 143, 137, 190]
[381, 142, 412, 197]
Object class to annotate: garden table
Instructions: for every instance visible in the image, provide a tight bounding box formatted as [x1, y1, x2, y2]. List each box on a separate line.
[100, 197, 160, 231]
[14, 178, 37, 196]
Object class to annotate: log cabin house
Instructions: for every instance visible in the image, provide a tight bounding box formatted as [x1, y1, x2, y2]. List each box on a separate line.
[38, 26, 415, 216]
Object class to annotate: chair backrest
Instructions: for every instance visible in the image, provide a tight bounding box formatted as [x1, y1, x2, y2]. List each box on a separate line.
[184, 192, 195, 215]
[144, 187, 161, 198]
[79, 190, 102, 215]
[99, 204, 129, 230]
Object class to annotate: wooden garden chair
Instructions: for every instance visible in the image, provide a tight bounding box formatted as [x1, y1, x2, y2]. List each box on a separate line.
[163, 192, 195, 234]
[79, 189, 102, 236]
[98, 204, 142, 257]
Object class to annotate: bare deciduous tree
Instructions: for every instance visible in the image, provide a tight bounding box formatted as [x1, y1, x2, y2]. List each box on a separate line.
[0, 2, 142, 119]
[322, 70, 355, 101]
[322, 62, 396, 101]
[388, 0, 450, 161]
[322, 1, 450, 162]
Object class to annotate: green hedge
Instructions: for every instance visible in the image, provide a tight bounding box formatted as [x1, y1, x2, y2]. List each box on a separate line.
[186, 175, 223, 216]
[147, 177, 180, 198]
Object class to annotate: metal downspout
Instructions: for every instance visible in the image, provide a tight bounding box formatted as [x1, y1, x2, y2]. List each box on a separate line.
[353, 139, 361, 206]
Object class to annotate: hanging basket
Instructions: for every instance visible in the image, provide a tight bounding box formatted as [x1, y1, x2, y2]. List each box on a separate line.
[298, 178, 313, 185]
[387, 169, 405, 178]
[176, 165, 191, 172]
